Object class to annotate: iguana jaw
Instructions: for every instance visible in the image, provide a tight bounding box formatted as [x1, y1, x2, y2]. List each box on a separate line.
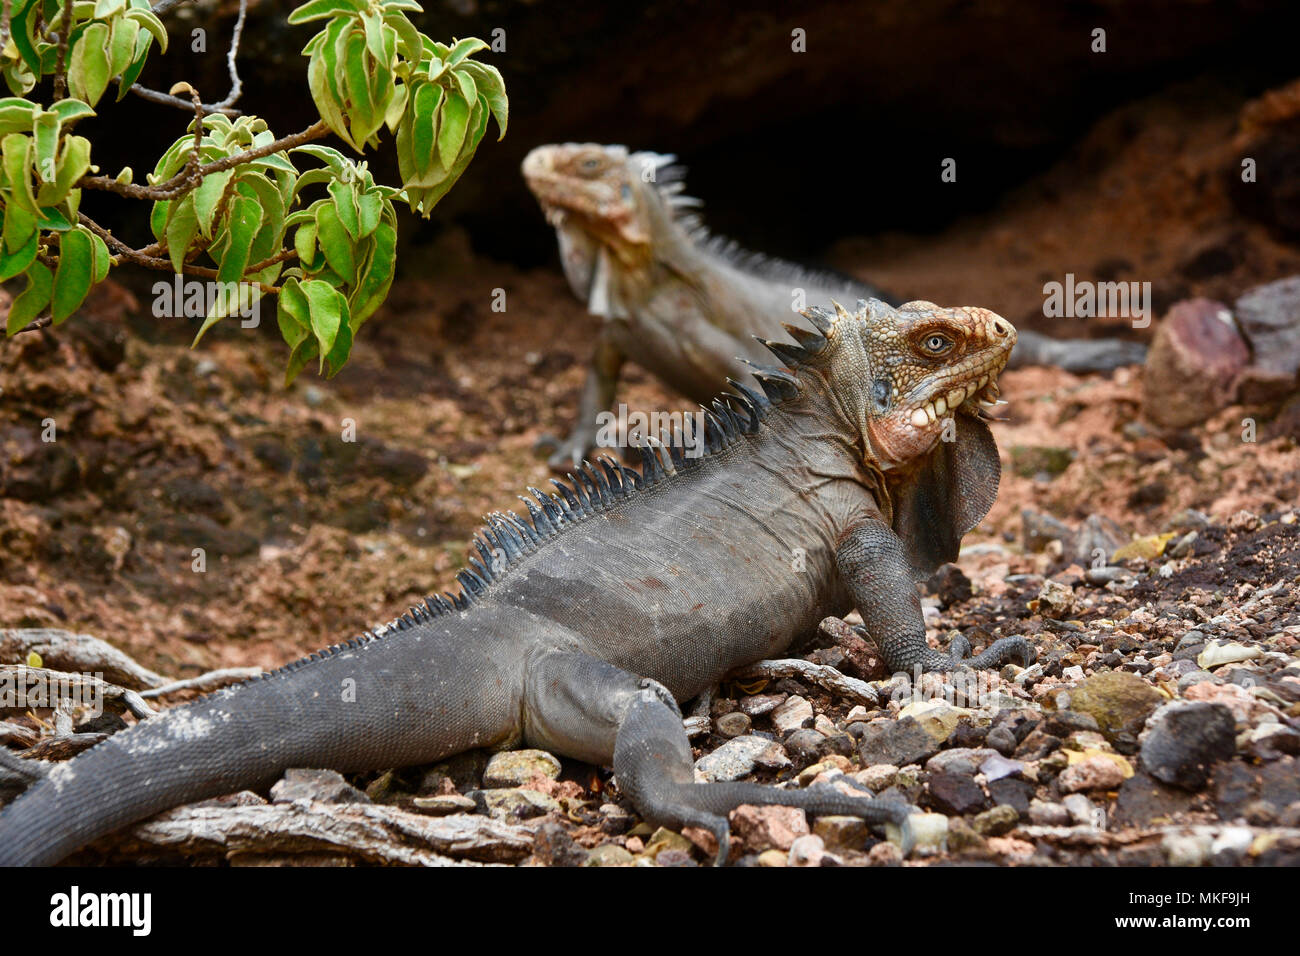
[522, 143, 651, 254]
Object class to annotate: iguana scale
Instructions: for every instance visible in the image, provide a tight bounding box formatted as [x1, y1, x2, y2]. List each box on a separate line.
[0, 299, 1033, 866]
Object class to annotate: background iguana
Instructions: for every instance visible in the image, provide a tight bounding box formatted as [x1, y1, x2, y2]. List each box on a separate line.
[523, 142, 1148, 469]
[0, 299, 1033, 866]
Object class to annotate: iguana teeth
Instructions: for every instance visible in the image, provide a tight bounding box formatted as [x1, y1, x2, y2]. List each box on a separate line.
[910, 407, 929, 427]
[933, 397, 947, 416]
[947, 387, 965, 407]
[924, 402, 937, 424]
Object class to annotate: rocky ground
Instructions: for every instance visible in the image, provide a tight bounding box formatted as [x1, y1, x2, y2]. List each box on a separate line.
[2, 77, 1299, 867]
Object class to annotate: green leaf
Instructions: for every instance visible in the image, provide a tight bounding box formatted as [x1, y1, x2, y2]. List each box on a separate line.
[192, 169, 234, 239]
[445, 37, 488, 66]
[458, 61, 508, 139]
[117, 31, 153, 101]
[6, 259, 52, 335]
[51, 227, 94, 323]
[107, 17, 141, 80]
[10, 0, 43, 77]
[385, 10, 422, 62]
[90, 232, 111, 282]
[411, 81, 441, 176]
[313, 203, 355, 284]
[284, 335, 319, 386]
[164, 196, 199, 273]
[355, 190, 383, 237]
[436, 88, 468, 171]
[287, 0, 359, 24]
[48, 99, 97, 126]
[0, 98, 38, 136]
[340, 25, 378, 147]
[294, 219, 319, 270]
[2, 132, 36, 214]
[277, 277, 310, 344]
[32, 112, 60, 183]
[38, 134, 91, 207]
[349, 218, 395, 327]
[68, 22, 113, 106]
[0, 229, 39, 281]
[327, 179, 360, 238]
[215, 195, 263, 285]
[300, 279, 352, 375]
[2, 202, 37, 254]
[94, 0, 127, 17]
[454, 67, 476, 106]
[124, 7, 168, 53]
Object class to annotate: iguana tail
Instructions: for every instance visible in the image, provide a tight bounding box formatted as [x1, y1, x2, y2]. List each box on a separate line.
[0, 618, 524, 866]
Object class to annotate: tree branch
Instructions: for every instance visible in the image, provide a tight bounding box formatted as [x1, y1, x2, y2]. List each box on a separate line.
[51, 0, 72, 101]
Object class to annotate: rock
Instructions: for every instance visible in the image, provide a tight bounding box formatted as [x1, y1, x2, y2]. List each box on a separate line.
[1232, 276, 1300, 404]
[1084, 566, 1130, 586]
[411, 793, 478, 815]
[855, 764, 899, 790]
[788, 834, 826, 867]
[1028, 799, 1073, 826]
[644, 827, 695, 860]
[972, 804, 1020, 836]
[1065, 671, 1163, 743]
[1210, 827, 1254, 866]
[813, 815, 869, 851]
[1058, 754, 1131, 792]
[1162, 832, 1212, 867]
[1022, 509, 1073, 552]
[987, 778, 1035, 815]
[980, 753, 1024, 782]
[476, 788, 561, 820]
[888, 812, 947, 855]
[1043, 710, 1100, 736]
[738, 694, 784, 717]
[947, 816, 988, 854]
[1062, 793, 1098, 826]
[483, 749, 562, 788]
[730, 804, 809, 853]
[1111, 533, 1177, 562]
[1197, 641, 1265, 670]
[1033, 579, 1076, 619]
[1070, 514, 1128, 567]
[1113, 771, 1196, 826]
[1168, 530, 1198, 559]
[1242, 724, 1300, 761]
[926, 748, 999, 776]
[987, 726, 1019, 756]
[715, 712, 752, 738]
[1139, 701, 1236, 790]
[586, 844, 635, 866]
[1010, 445, 1074, 478]
[655, 849, 697, 867]
[867, 840, 903, 866]
[928, 563, 972, 607]
[756, 849, 788, 867]
[1142, 298, 1248, 427]
[899, 699, 966, 745]
[1213, 756, 1300, 819]
[771, 695, 814, 733]
[857, 717, 940, 767]
[784, 728, 829, 767]
[927, 772, 988, 815]
[270, 769, 370, 805]
[1177, 670, 1217, 693]
[695, 735, 789, 782]
[532, 821, 588, 866]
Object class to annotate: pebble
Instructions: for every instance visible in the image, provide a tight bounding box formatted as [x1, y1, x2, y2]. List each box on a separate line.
[788, 834, 826, 867]
[1058, 754, 1130, 792]
[1028, 799, 1073, 826]
[757, 849, 788, 867]
[270, 768, 370, 805]
[868, 840, 903, 866]
[695, 735, 790, 781]
[738, 694, 784, 717]
[1198, 641, 1265, 670]
[928, 772, 988, 815]
[731, 804, 809, 852]
[899, 699, 965, 744]
[784, 728, 829, 767]
[857, 717, 940, 767]
[1177, 670, 1218, 693]
[483, 749, 561, 788]
[411, 793, 477, 815]
[476, 788, 561, 820]
[1066, 671, 1163, 742]
[1084, 566, 1129, 586]
[1139, 701, 1236, 790]
[644, 827, 695, 860]
[926, 748, 999, 776]
[1162, 832, 1212, 867]
[813, 815, 869, 850]
[888, 812, 947, 855]
[980, 753, 1025, 782]
[1210, 827, 1254, 865]
[586, 844, 635, 867]
[771, 695, 814, 733]
[855, 764, 899, 790]
[972, 804, 1020, 836]
[1062, 793, 1099, 826]
[715, 712, 751, 738]
[987, 726, 1018, 756]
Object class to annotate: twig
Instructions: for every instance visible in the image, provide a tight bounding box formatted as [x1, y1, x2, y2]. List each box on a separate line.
[76, 120, 329, 201]
[726, 658, 882, 707]
[139, 666, 263, 699]
[1, 0, 14, 58]
[51, 0, 72, 101]
[117, 0, 249, 117]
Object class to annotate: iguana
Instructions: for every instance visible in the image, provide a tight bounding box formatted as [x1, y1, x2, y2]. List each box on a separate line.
[0, 299, 1034, 866]
[523, 142, 1148, 470]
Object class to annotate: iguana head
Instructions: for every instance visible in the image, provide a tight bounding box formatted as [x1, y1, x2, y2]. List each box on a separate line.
[759, 298, 1017, 571]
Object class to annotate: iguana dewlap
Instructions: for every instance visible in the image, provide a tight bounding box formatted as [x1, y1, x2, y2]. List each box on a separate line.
[0, 300, 1033, 866]
[523, 142, 1147, 470]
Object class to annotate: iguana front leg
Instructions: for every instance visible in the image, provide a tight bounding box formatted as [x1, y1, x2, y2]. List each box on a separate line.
[525, 651, 912, 865]
[537, 332, 626, 471]
[837, 519, 1036, 674]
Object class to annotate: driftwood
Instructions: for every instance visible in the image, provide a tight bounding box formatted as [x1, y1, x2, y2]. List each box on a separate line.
[140, 667, 264, 699]
[96, 797, 535, 866]
[0, 665, 158, 719]
[0, 629, 168, 689]
[726, 658, 881, 707]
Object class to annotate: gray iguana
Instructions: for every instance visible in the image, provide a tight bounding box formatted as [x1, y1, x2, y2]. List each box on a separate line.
[523, 142, 1148, 470]
[0, 298, 1034, 866]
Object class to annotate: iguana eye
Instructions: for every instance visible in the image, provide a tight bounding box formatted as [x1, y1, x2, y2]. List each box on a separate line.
[923, 334, 952, 355]
[581, 157, 602, 172]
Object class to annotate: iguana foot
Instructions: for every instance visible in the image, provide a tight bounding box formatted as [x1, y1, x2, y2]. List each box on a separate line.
[534, 431, 594, 472]
[923, 635, 1036, 672]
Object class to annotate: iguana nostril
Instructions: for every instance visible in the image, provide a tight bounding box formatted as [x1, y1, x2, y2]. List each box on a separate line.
[991, 318, 1012, 338]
